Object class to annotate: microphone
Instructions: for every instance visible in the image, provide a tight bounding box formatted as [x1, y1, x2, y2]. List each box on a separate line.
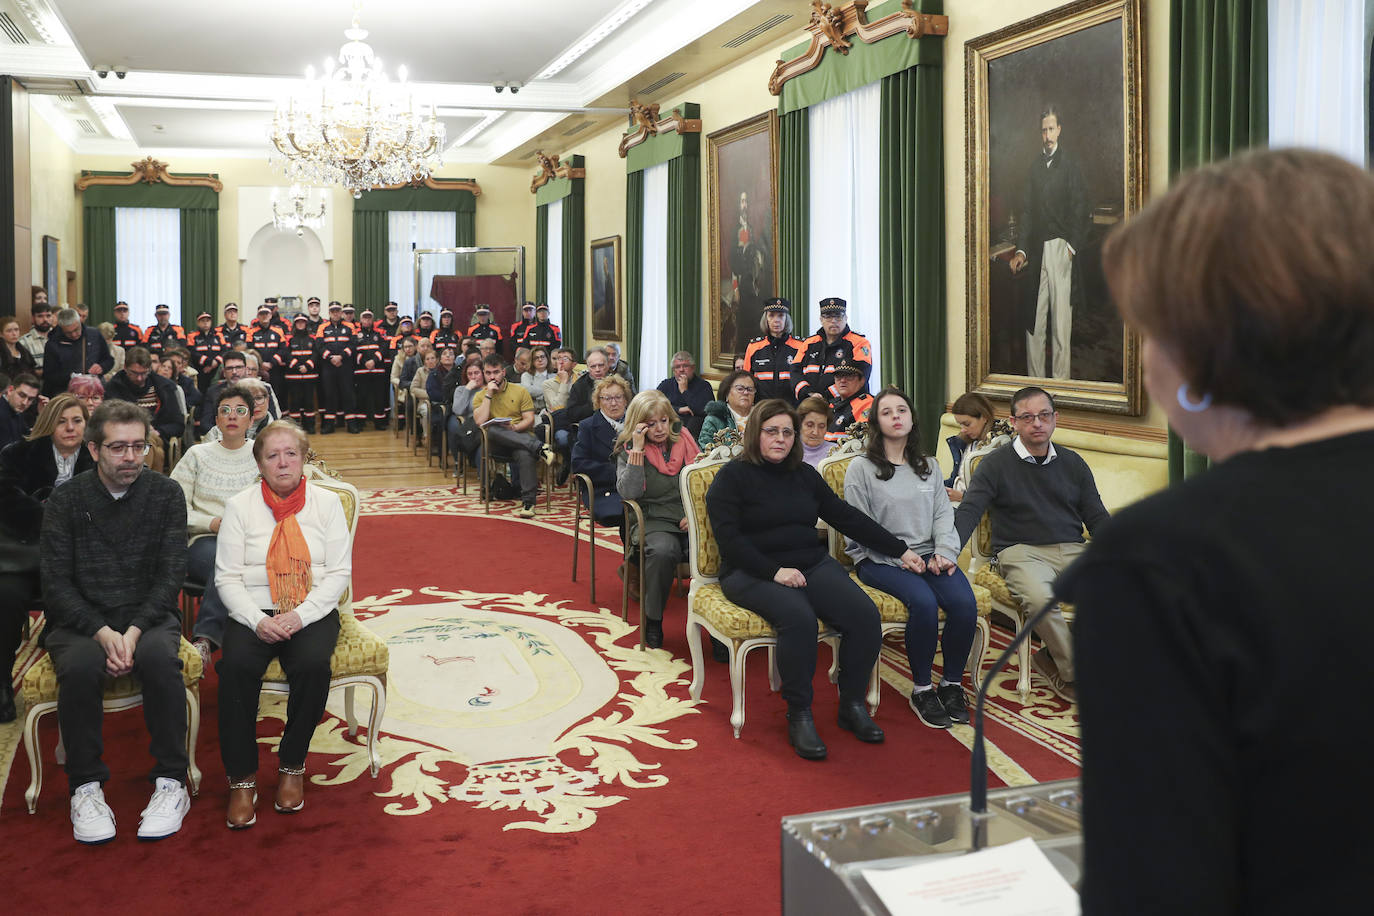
[969, 593, 1063, 852]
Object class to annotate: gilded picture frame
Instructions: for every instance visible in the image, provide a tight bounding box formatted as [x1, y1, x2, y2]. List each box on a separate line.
[707, 110, 779, 372]
[965, 0, 1146, 414]
[590, 235, 622, 341]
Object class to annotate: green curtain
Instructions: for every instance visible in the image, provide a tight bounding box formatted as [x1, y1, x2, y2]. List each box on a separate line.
[456, 211, 475, 248]
[535, 204, 549, 303]
[778, 109, 810, 332]
[82, 206, 117, 325]
[665, 153, 701, 366]
[879, 65, 944, 452]
[624, 171, 645, 371]
[561, 188, 585, 354]
[351, 210, 389, 313]
[179, 208, 218, 327]
[1167, 0, 1268, 481]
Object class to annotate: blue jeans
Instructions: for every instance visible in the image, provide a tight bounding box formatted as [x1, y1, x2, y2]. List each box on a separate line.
[855, 558, 978, 687]
[188, 536, 229, 647]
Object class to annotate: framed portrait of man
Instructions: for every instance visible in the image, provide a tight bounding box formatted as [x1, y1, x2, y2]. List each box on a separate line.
[590, 235, 622, 341]
[965, 0, 1146, 414]
[707, 111, 779, 371]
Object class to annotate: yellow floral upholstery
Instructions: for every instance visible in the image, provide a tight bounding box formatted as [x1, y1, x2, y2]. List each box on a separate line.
[850, 575, 993, 623]
[689, 583, 836, 640]
[682, 461, 723, 579]
[972, 564, 1018, 609]
[21, 635, 203, 705]
[263, 612, 389, 681]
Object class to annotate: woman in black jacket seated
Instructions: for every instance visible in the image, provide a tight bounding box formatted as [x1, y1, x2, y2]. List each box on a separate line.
[705, 399, 926, 760]
[0, 392, 93, 721]
[571, 375, 630, 522]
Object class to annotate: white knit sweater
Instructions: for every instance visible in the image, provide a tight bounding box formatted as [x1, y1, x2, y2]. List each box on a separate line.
[169, 440, 262, 542]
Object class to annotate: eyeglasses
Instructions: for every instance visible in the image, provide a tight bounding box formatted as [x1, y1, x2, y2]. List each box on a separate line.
[102, 441, 150, 457]
[252, 394, 269, 403]
[218, 405, 250, 417]
[600, 394, 625, 404]
[732, 385, 756, 395]
[1013, 410, 1055, 424]
[760, 426, 795, 438]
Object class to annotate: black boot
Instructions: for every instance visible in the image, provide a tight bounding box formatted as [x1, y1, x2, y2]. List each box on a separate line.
[643, 617, 663, 649]
[786, 709, 827, 760]
[301, 415, 317, 435]
[375, 418, 389, 431]
[320, 418, 336, 435]
[0, 681, 16, 723]
[710, 637, 729, 663]
[836, 699, 885, 743]
[346, 419, 363, 434]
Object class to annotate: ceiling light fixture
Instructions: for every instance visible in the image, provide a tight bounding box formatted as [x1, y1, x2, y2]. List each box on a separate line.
[272, 184, 327, 237]
[269, 1, 444, 198]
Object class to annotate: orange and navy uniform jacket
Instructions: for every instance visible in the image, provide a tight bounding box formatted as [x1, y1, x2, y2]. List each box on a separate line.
[110, 320, 143, 349]
[742, 333, 807, 403]
[285, 330, 320, 381]
[792, 326, 873, 401]
[316, 319, 356, 368]
[303, 315, 323, 336]
[379, 316, 402, 339]
[388, 331, 418, 355]
[353, 326, 389, 376]
[247, 321, 288, 370]
[187, 328, 225, 377]
[141, 322, 186, 356]
[217, 322, 248, 349]
[267, 313, 289, 334]
[510, 319, 535, 342]
[467, 321, 503, 345]
[826, 390, 874, 442]
[521, 320, 562, 349]
[432, 328, 462, 352]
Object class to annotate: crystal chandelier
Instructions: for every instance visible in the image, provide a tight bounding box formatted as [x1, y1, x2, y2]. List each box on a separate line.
[272, 184, 327, 237]
[269, 2, 445, 198]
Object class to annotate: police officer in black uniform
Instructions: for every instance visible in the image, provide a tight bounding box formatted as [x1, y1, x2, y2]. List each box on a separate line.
[316, 302, 356, 434]
[142, 304, 186, 357]
[825, 359, 874, 443]
[416, 310, 437, 341]
[379, 301, 402, 339]
[110, 301, 142, 350]
[466, 306, 503, 353]
[285, 313, 321, 432]
[187, 311, 224, 393]
[741, 297, 807, 404]
[523, 304, 562, 350]
[217, 303, 248, 350]
[433, 309, 462, 351]
[510, 302, 537, 345]
[303, 296, 324, 336]
[353, 308, 390, 430]
[792, 297, 875, 402]
[248, 305, 289, 405]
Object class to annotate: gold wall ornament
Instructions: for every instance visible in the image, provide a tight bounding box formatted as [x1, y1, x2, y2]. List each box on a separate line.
[374, 176, 483, 195]
[75, 157, 223, 192]
[768, 0, 949, 96]
[529, 152, 587, 193]
[617, 101, 702, 158]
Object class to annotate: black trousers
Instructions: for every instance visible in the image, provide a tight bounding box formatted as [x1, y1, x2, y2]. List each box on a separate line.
[0, 571, 40, 677]
[719, 556, 881, 710]
[45, 616, 188, 792]
[319, 363, 356, 422]
[354, 373, 388, 425]
[286, 378, 317, 417]
[217, 610, 340, 780]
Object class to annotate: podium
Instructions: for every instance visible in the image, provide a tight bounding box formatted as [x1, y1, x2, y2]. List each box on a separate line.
[780, 777, 1082, 914]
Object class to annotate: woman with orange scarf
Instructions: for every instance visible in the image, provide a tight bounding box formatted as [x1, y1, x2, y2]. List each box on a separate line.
[214, 420, 352, 829]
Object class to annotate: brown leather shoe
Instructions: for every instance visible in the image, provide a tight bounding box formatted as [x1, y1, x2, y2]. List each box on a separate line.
[226, 783, 257, 829]
[274, 769, 305, 813]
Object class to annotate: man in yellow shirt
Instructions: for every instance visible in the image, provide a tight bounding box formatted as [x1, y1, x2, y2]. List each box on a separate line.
[473, 353, 547, 516]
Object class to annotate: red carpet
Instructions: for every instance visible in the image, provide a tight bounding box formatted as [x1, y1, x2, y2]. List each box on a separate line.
[3, 489, 1077, 915]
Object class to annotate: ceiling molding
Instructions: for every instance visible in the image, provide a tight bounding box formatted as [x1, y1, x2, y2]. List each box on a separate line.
[767, 0, 948, 96]
[533, 0, 656, 80]
[75, 156, 223, 192]
[0, 43, 90, 78]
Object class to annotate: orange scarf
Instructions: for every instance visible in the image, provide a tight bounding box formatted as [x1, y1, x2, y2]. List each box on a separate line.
[260, 478, 312, 614]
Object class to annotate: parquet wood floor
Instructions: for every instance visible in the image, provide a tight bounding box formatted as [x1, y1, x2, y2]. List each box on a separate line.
[308, 426, 462, 489]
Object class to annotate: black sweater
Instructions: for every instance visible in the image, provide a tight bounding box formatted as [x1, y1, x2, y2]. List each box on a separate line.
[705, 458, 905, 580]
[1060, 429, 1374, 915]
[40, 468, 187, 636]
[953, 441, 1109, 551]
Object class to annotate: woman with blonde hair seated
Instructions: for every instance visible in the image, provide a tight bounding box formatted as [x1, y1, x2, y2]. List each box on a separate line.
[215, 420, 352, 828]
[616, 389, 697, 649]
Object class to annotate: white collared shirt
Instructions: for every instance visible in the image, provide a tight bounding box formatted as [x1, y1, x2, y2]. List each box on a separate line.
[1013, 436, 1058, 465]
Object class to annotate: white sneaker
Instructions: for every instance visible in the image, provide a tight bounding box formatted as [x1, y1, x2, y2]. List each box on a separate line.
[70, 781, 116, 845]
[137, 777, 190, 841]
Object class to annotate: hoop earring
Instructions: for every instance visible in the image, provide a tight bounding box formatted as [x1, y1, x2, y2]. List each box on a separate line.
[1176, 383, 1212, 413]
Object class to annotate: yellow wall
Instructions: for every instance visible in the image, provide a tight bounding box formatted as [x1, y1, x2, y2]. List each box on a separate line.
[29, 138, 534, 318]
[28, 108, 80, 310]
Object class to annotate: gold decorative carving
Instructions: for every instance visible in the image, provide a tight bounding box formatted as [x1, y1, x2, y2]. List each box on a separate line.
[376, 176, 483, 196]
[768, 0, 949, 96]
[529, 152, 587, 193]
[75, 157, 223, 192]
[618, 102, 702, 158]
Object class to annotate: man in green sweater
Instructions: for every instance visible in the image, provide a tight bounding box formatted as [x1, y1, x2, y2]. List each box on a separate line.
[953, 387, 1110, 702]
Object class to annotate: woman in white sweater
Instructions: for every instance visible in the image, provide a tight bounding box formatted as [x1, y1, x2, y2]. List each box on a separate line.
[170, 383, 262, 669]
[842, 387, 979, 731]
[216, 420, 351, 828]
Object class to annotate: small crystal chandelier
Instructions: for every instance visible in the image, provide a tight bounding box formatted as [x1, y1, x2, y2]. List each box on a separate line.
[269, 1, 445, 198]
[272, 184, 327, 237]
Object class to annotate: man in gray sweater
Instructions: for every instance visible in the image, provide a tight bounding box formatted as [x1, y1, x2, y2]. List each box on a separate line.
[40, 400, 191, 844]
[953, 387, 1109, 701]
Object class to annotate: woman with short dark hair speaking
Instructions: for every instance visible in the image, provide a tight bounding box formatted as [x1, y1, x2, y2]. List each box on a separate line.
[1064, 148, 1374, 913]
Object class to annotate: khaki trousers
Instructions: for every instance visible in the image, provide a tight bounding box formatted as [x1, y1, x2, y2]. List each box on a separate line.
[996, 541, 1084, 681]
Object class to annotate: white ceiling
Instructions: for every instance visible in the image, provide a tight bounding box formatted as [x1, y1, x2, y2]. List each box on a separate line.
[0, 0, 805, 164]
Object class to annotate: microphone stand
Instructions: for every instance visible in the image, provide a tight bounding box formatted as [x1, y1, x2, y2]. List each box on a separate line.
[969, 595, 1061, 852]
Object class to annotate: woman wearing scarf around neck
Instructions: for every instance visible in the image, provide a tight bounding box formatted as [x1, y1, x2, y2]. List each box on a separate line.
[214, 420, 352, 828]
[616, 390, 698, 649]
